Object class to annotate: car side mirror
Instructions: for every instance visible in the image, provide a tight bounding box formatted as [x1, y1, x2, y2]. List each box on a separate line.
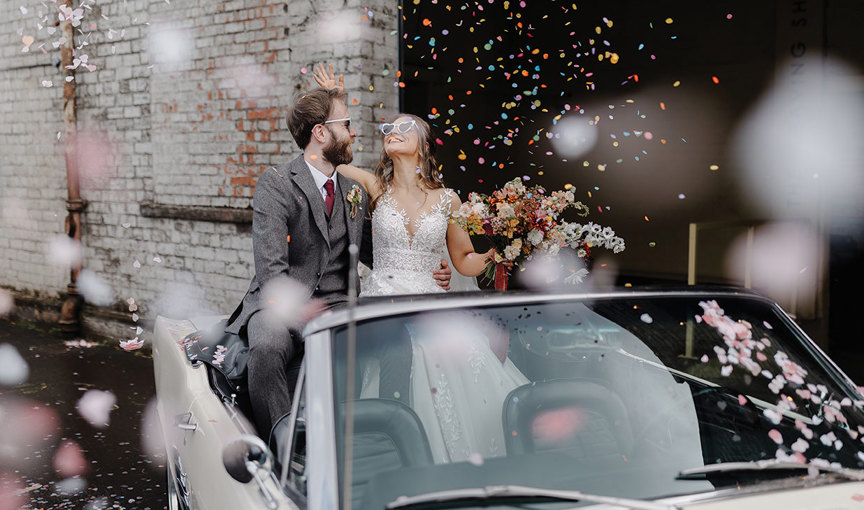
[222, 434, 274, 484]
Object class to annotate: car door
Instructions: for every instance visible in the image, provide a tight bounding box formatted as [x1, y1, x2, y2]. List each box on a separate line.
[152, 316, 204, 509]
[153, 316, 293, 509]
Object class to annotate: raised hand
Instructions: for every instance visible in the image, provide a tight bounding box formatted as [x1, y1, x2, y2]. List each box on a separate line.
[312, 62, 344, 91]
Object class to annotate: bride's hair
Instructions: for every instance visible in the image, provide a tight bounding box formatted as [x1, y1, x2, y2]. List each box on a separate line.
[370, 113, 445, 212]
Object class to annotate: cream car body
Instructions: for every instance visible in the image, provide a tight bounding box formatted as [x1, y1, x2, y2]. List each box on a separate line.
[153, 290, 864, 510]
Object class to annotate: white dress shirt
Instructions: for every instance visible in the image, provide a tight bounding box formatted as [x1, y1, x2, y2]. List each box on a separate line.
[305, 160, 335, 200]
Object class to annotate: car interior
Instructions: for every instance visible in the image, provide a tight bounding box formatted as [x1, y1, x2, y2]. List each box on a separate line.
[185, 297, 864, 508]
[330, 299, 864, 508]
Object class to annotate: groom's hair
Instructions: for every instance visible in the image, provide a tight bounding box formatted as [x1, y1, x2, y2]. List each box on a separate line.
[288, 87, 346, 149]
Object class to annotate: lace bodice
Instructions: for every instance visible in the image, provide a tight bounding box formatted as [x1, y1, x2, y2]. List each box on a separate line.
[374, 188, 453, 273]
[360, 188, 454, 296]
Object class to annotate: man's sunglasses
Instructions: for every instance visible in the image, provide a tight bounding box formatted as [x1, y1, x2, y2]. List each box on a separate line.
[380, 120, 416, 136]
[322, 117, 352, 129]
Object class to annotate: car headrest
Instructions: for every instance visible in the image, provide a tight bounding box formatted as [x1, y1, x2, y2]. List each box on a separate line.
[503, 379, 633, 456]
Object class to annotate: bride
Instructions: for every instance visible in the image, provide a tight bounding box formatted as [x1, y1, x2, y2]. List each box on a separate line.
[337, 114, 528, 463]
[316, 56, 528, 465]
[342, 113, 491, 296]
[339, 112, 529, 464]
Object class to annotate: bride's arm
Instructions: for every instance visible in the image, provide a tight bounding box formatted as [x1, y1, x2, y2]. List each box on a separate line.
[446, 193, 495, 277]
[337, 164, 381, 197]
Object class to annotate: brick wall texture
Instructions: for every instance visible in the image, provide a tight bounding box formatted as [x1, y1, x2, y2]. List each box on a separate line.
[0, 0, 400, 331]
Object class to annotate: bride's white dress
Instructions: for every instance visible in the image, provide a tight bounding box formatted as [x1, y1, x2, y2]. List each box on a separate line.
[360, 188, 529, 464]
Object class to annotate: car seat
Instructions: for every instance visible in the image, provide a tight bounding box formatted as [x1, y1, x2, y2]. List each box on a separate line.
[269, 398, 433, 507]
[503, 379, 633, 459]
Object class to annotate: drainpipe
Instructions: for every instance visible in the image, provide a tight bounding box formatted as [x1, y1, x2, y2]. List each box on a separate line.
[58, 0, 86, 335]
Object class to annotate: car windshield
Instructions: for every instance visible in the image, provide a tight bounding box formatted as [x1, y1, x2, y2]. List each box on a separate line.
[330, 295, 864, 509]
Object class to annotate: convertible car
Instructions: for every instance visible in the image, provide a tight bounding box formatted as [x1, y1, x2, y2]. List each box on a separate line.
[153, 289, 864, 510]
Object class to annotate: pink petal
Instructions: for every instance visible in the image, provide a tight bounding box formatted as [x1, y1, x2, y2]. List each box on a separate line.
[768, 429, 783, 444]
[53, 440, 87, 477]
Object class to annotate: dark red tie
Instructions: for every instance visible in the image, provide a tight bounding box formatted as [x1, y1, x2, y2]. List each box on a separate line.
[324, 179, 335, 216]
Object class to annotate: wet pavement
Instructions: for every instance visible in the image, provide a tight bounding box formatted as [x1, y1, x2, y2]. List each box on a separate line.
[0, 319, 166, 509]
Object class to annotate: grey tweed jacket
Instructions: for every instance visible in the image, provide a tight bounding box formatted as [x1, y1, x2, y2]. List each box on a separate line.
[225, 154, 372, 334]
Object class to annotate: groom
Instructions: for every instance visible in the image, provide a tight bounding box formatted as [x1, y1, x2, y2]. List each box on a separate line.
[225, 86, 451, 436]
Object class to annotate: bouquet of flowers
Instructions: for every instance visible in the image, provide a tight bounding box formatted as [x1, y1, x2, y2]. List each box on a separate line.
[451, 177, 625, 289]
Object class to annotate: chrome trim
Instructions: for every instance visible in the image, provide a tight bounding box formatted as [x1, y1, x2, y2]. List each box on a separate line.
[655, 478, 864, 507]
[677, 460, 864, 480]
[280, 362, 306, 487]
[174, 414, 198, 431]
[304, 330, 339, 510]
[302, 289, 768, 335]
[773, 301, 864, 392]
[387, 485, 678, 510]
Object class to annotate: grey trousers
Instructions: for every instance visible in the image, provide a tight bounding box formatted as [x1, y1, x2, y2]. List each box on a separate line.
[246, 311, 302, 438]
[246, 309, 413, 438]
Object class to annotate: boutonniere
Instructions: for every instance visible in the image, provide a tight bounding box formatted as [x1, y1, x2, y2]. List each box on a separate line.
[346, 185, 363, 219]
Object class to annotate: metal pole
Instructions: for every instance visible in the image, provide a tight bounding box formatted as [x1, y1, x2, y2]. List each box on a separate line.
[342, 244, 359, 509]
[744, 226, 754, 289]
[58, 0, 86, 335]
[687, 223, 697, 286]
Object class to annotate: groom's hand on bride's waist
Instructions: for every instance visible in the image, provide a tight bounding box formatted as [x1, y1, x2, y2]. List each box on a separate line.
[433, 260, 452, 291]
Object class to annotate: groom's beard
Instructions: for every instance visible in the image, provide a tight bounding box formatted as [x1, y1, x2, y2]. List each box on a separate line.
[322, 132, 354, 166]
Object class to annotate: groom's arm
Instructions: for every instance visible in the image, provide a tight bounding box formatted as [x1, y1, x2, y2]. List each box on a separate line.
[252, 169, 293, 284]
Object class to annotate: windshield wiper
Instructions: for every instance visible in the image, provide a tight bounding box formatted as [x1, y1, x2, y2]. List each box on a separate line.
[386, 485, 680, 510]
[677, 460, 864, 481]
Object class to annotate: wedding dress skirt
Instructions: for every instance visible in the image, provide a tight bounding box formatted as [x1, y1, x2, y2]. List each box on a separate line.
[359, 189, 528, 463]
[359, 318, 528, 464]
[408, 321, 529, 463]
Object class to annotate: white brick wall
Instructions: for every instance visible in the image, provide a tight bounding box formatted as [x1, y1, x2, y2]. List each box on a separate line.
[1, 0, 399, 332]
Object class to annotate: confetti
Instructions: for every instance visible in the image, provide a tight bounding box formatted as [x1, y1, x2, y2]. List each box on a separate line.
[53, 440, 88, 477]
[77, 269, 114, 306]
[65, 339, 97, 348]
[120, 338, 144, 351]
[767, 429, 783, 444]
[0, 344, 29, 386]
[76, 390, 116, 428]
[0, 289, 13, 317]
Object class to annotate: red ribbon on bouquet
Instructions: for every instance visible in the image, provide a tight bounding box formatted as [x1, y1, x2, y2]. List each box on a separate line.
[494, 262, 509, 291]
